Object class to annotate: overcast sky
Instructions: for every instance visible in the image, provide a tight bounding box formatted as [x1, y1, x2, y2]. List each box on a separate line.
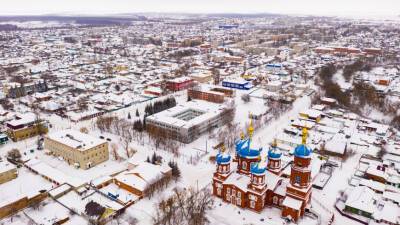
[1, 0, 399, 18]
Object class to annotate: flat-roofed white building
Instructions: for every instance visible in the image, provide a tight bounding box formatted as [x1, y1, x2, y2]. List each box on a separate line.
[44, 130, 109, 169]
[146, 100, 232, 143]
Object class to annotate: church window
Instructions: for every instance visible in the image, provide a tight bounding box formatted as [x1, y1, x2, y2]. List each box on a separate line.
[273, 196, 278, 205]
[295, 176, 301, 184]
[217, 188, 221, 196]
[250, 200, 255, 208]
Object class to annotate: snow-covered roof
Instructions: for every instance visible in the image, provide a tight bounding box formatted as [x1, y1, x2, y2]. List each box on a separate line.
[7, 112, 36, 127]
[282, 196, 302, 210]
[146, 100, 227, 129]
[345, 186, 376, 214]
[0, 162, 16, 174]
[223, 172, 251, 192]
[373, 201, 400, 224]
[46, 129, 106, 151]
[324, 134, 347, 155]
[114, 162, 170, 192]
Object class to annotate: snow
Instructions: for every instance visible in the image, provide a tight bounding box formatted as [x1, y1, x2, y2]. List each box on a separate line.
[24, 199, 87, 225]
[372, 201, 400, 224]
[324, 134, 347, 155]
[0, 161, 16, 174]
[57, 190, 124, 215]
[46, 129, 107, 151]
[345, 186, 377, 214]
[0, 167, 53, 207]
[332, 70, 352, 90]
[146, 99, 227, 129]
[99, 183, 140, 204]
[282, 196, 303, 210]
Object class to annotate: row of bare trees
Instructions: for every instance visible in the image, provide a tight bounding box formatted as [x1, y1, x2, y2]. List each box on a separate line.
[153, 187, 214, 225]
[146, 123, 181, 156]
[96, 116, 142, 158]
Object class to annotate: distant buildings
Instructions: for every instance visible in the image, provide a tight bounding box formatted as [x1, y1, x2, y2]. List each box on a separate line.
[3, 80, 48, 99]
[44, 130, 109, 169]
[314, 46, 381, 56]
[6, 113, 48, 142]
[166, 77, 194, 92]
[188, 85, 234, 103]
[222, 78, 253, 90]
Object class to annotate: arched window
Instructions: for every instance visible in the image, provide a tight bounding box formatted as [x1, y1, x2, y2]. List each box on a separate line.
[295, 176, 301, 184]
[250, 200, 255, 208]
[242, 161, 247, 170]
[273, 196, 278, 205]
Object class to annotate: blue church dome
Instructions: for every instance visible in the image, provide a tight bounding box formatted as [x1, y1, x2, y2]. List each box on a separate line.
[216, 152, 231, 164]
[236, 139, 261, 158]
[294, 144, 312, 158]
[268, 148, 282, 159]
[251, 163, 266, 175]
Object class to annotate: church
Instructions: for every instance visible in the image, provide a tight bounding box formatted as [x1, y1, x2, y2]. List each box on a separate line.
[212, 119, 313, 222]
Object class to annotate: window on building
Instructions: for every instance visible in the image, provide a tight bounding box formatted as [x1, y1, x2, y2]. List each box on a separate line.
[237, 192, 241, 198]
[227, 188, 230, 195]
[237, 198, 241, 205]
[250, 200, 255, 208]
[217, 188, 221, 196]
[242, 162, 247, 170]
[273, 196, 278, 205]
[295, 176, 301, 184]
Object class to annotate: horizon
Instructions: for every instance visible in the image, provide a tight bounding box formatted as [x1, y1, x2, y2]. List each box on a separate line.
[0, 0, 399, 19]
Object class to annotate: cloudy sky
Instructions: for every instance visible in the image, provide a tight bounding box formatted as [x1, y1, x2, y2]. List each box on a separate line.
[0, 0, 399, 18]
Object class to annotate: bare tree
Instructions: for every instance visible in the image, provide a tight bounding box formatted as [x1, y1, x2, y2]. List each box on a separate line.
[110, 143, 120, 160]
[153, 187, 214, 225]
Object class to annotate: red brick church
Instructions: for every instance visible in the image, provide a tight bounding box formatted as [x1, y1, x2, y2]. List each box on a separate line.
[212, 121, 313, 222]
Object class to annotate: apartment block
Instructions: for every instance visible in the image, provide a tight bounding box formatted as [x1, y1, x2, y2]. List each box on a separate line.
[44, 130, 109, 169]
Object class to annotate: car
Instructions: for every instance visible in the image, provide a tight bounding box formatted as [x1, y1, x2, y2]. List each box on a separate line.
[99, 136, 105, 139]
[106, 138, 112, 141]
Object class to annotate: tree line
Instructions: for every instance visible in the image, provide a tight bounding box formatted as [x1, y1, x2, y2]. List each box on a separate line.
[145, 97, 177, 116]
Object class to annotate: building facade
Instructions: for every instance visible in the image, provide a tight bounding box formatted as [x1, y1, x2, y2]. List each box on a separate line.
[188, 88, 225, 103]
[188, 86, 234, 103]
[44, 130, 109, 169]
[6, 113, 49, 142]
[146, 100, 232, 143]
[222, 79, 253, 90]
[166, 77, 194, 92]
[0, 162, 17, 184]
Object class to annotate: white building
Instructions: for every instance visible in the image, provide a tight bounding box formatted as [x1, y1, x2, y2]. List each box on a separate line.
[146, 100, 231, 143]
